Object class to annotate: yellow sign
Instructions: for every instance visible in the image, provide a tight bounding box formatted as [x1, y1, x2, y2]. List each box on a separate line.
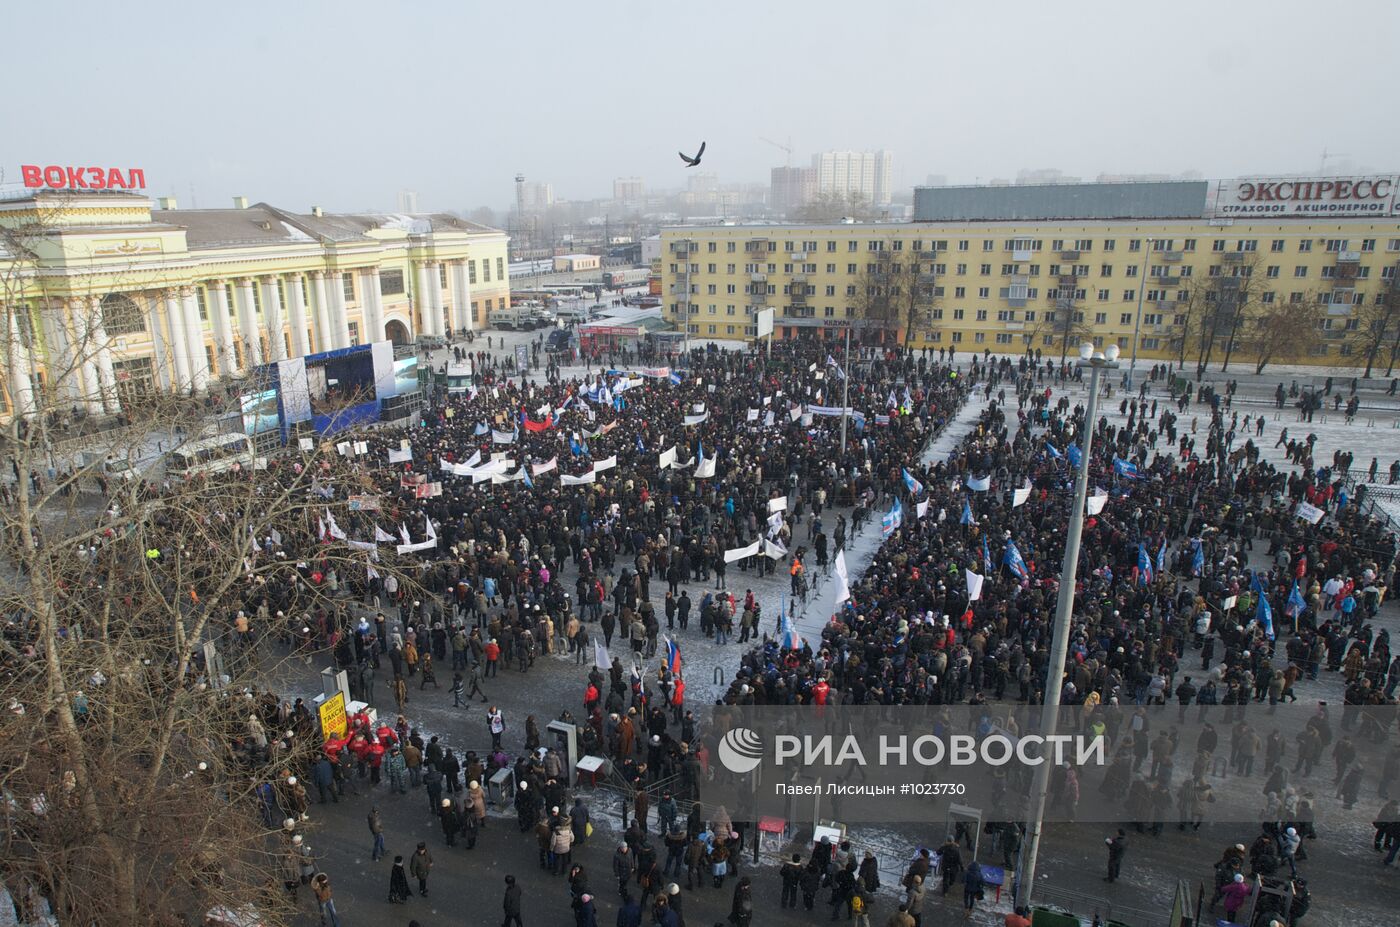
[318, 692, 347, 740]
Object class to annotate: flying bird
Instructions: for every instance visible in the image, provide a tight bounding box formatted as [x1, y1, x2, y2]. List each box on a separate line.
[678, 141, 706, 167]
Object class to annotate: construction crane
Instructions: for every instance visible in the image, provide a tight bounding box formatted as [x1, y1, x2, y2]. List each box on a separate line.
[759, 136, 793, 169]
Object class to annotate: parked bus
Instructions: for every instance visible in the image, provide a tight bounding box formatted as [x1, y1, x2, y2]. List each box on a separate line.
[166, 432, 258, 478]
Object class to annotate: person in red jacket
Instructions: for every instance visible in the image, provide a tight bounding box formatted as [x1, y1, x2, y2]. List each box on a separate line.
[484, 638, 501, 677]
[813, 677, 830, 706]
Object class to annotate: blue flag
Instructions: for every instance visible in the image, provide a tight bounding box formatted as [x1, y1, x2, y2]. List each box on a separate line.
[1004, 539, 1029, 580]
[961, 498, 973, 526]
[1286, 581, 1307, 619]
[1156, 539, 1167, 576]
[1137, 543, 1154, 585]
[636, 435, 646, 454]
[903, 468, 924, 495]
[1113, 457, 1141, 480]
[522, 467, 534, 490]
[881, 498, 904, 538]
[669, 371, 683, 386]
[1191, 539, 1205, 577]
[1256, 592, 1275, 640]
[1067, 443, 1083, 469]
[983, 536, 992, 572]
[1045, 443, 1062, 460]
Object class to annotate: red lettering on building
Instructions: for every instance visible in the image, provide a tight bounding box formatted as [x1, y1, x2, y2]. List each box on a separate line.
[14, 163, 147, 190]
[1237, 182, 1256, 201]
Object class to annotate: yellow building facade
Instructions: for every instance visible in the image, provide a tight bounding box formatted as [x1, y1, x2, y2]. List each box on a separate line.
[0, 191, 510, 420]
[659, 179, 1400, 369]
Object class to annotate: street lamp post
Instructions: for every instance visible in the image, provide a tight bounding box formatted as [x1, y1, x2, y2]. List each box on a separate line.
[1012, 341, 1120, 915]
[839, 323, 852, 453]
[1127, 239, 1152, 391]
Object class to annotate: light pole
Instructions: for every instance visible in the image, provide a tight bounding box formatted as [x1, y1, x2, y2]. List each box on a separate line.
[1013, 341, 1120, 914]
[1127, 238, 1152, 391]
[839, 323, 852, 453]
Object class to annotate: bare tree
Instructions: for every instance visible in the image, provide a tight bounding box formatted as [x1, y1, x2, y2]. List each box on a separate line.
[1170, 280, 1211, 375]
[852, 242, 939, 349]
[799, 191, 875, 224]
[1214, 253, 1266, 373]
[1244, 294, 1323, 374]
[1350, 262, 1400, 378]
[1034, 277, 1092, 365]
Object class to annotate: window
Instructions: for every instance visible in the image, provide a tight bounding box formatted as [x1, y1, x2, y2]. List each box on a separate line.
[380, 269, 405, 294]
[338, 275, 355, 301]
[867, 240, 884, 251]
[931, 309, 943, 320]
[1271, 239, 1285, 253]
[959, 240, 969, 251]
[848, 241, 858, 251]
[467, 261, 477, 284]
[727, 242, 736, 253]
[975, 309, 987, 321]
[347, 321, 359, 345]
[1129, 239, 1142, 252]
[978, 287, 990, 299]
[823, 307, 834, 318]
[1321, 266, 1337, 279]
[1123, 289, 1136, 301]
[845, 285, 856, 296]
[727, 284, 737, 294]
[980, 264, 991, 275]
[1362, 239, 1376, 252]
[196, 288, 207, 321]
[438, 265, 449, 288]
[706, 284, 716, 295]
[1298, 240, 1312, 252]
[1152, 239, 1172, 252]
[1141, 337, 1160, 350]
[484, 298, 493, 312]
[983, 240, 994, 251]
[1075, 239, 1093, 251]
[951, 331, 963, 342]
[707, 242, 717, 253]
[954, 286, 966, 298]
[1126, 266, 1138, 278]
[1100, 264, 1113, 277]
[1265, 265, 1279, 278]
[496, 258, 504, 279]
[1324, 239, 1348, 253]
[826, 263, 836, 273]
[1103, 239, 1116, 252]
[956, 263, 967, 275]
[1182, 239, 1197, 252]
[1045, 311, 1057, 323]
[892, 240, 903, 251]
[1290, 292, 1304, 304]
[1294, 266, 1308, 278]
[100, 293, 145, 335]
[1387, 239, 1400, 252]
[825, 285, 836, 296]
[826, 241, 837, 252]
[707, 263, 717, 273]
[784, 241, 794, 252]
[953, 309, 965, 320]
[996, 310, 1015, 322]
[974, 332, 985, 344]
[1024, 310, 1036, 322]
[847, 263, 858, 275]
[1120, 313, 1133, 325]
[1261, 291, 1275, 304]
[1098, 289, 1110, 301]
[1001, 264, 1018, 275]
[1237, 240, 1258, 252]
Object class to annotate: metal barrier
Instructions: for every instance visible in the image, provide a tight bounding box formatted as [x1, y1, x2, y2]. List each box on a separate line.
[1030, 882, 1172, 927]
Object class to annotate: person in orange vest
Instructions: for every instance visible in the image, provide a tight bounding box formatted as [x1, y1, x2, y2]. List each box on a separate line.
[789, 555, 805, 596]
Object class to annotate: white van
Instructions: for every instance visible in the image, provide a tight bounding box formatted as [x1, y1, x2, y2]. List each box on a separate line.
[166, 432, 258, 478]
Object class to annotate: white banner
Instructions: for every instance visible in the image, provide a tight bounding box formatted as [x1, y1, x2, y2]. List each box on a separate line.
[388, 447, 413, 464]
[724, 540, 761, 563]
[683, 412, 709, 426]
[396, 538, 438, 555]
[695, 456, 716, 479]
[768, 496, 788, 513]
[594, 455, 618, 473]
[764, 537, 788, 560]
[746, 409, 759, 422]
[492, 428, 516, 445]
[966, 569, 984, 602]
[374, 525, 397, 544]
[1012, 485, 1031, 508]
[659, 446, 677, 470]
[1295, 501, 1325, 524]
[967, 475, 991, 492]
[1086, 490, 1108, 516]
[531, 456, 558, 476]
[561, 470, 597, 486]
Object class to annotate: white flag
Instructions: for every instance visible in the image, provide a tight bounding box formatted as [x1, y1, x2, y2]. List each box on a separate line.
[424, 515, 436, 541]
[768, 496, 788, 514]
[594, 638, 612, 671]
[398, 523, 411, 547]
[532, 456, 558, 476]
[834, 550, 851, 605]
[695, 456, 716, 479]
[1012, 485, 1032, 508]
[659, 446, 677, 470]
[764, 537, 788, 560]
[916, 498, 929, 519]
[966, 569, 984, 602]
[1086, 490, 1108, 516]
[388, 447, 413, 464]
[375, 525, 396, 544]
[326, 512, 347, 540]
[746, 409, 759, 422]
[967, 474, 991, 492]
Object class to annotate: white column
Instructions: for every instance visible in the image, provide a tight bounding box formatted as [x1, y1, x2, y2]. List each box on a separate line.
[206, 282, 237, 376]
[235, 278, 262, 369]
[451, 259, 474, 332]
[41, 300, 79, 405]
[429, 262, 447, 338]
[326, 271, 350, 349]
[310, 271, 332, 353]
[67, 300, 102, 411]
[163, 290, 192, 391]
[259, 276, 285, 361]
[415, 262, 433, 337]
[144, 293, 172, 391]
[286, 273, 310, 357]
[6, 310, 36, 417]
[87, 297, 118, 413]
[361, 267, 383, 344]
[181, 287, 209, 391]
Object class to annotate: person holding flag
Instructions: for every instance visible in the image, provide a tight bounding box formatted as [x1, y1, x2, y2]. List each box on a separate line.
[1004, 538, 1029, 581]
[902, 468, 924, 496]
[960, 498, 974, 526]
[1136, 543, 1154, 585]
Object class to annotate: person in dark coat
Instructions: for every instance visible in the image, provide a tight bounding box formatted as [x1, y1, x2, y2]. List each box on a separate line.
[388, 856, 410, 903]
[502, 874, 523, 927]
[572, 892, 598, 927]
[1105, 830, 1127, 882]
[730, 876, 754, 926]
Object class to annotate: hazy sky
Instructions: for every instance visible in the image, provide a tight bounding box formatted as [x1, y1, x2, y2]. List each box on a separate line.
[5, 0, 1398, 214]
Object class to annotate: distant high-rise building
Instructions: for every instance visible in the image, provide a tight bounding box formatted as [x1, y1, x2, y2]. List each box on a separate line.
[613, 177, 645, 205]
[770, 166, 817, 215]
[397, 190, 419, 213]
[813, 150, 894, 206]
[519, 182, 554, 212]
[686, 172, 720, 194]
[1015, 168, 1080, 186]
[924, 174, 948, 188]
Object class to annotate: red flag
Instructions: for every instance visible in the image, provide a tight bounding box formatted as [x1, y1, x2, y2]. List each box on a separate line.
[523, 414, 554, 433]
